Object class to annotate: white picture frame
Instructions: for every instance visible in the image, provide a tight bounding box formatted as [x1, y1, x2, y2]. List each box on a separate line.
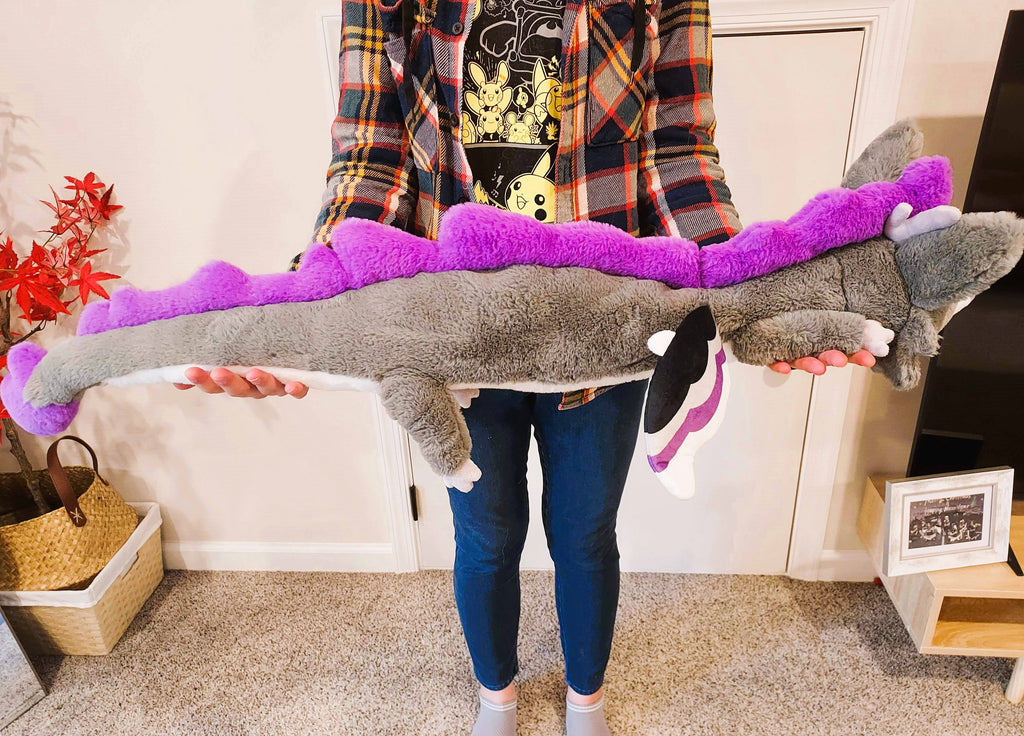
[883, 467, 1014, 577]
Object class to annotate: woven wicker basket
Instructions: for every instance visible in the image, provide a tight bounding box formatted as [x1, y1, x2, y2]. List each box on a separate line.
[0, 437, 138, 591]
[0, 503, 163, 655]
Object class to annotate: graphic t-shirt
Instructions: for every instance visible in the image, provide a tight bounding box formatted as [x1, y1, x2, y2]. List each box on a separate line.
[461, 0, 564, 222]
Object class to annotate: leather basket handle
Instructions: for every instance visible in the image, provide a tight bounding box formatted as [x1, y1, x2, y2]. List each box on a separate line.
[46, 435, 105, 528]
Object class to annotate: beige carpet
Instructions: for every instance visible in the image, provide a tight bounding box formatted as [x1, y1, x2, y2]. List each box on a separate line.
[5, 570, 1024, 735]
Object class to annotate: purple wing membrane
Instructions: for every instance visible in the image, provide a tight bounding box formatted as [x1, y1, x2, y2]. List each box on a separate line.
[77, 157, 952, 336]
[647, 349, 727, 473]
[642, 306, 730, 499]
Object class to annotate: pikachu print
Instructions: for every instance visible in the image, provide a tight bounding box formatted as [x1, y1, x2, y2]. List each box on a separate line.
[460, 0, 564, 220]
[504, 151, 555, 223]
[465, 61, 513, 141]
[505, 111, 539, 144]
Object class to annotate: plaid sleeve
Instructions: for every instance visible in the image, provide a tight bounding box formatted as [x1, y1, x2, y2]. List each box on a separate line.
[310, 0, 418, 249]
[636, 0, 742, 247]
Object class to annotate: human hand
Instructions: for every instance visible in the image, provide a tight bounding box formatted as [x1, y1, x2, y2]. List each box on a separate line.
[173, 367, 309, 399]
[768, 349, 876, 375]
[769, 319, 893, 375]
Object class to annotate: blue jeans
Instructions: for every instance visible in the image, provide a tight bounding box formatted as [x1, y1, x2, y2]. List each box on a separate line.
[447, 380, 647, 695]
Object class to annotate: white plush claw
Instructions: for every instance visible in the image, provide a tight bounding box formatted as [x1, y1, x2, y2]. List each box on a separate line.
[442, 459, 482, 493]
[884, 202, 962, 243]
[884, 202, 913, 239]
[451, 387, 480, 409]
[862, 319, 895, 357]
[647, 330, 676, 357]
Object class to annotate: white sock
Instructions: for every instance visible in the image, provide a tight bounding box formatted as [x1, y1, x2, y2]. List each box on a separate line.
[471, 695, 517, 736]
[566, 695, 611, 736]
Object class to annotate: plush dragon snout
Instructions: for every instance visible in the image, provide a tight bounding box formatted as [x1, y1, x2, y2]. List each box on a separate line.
[864, 209, 1024, 390]
[896, 211, 1024, 311]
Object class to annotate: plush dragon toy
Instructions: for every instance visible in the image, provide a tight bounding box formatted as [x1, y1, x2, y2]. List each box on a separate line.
[3, 121, 1023, 497]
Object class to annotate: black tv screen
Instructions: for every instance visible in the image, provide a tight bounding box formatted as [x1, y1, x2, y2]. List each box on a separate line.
[907, 10, 1024, 499]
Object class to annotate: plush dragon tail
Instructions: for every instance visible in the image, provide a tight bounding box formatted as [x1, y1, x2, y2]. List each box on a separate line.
[1, 343, 80, 436]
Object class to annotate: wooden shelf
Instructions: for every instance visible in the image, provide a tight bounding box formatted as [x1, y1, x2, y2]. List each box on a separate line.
[858, 477, 1024, 701]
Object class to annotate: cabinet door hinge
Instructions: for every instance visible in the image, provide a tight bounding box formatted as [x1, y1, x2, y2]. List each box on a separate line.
[409, 484, 419, 522]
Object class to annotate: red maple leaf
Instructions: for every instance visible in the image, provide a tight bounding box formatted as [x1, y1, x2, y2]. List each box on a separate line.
[42, 186, 77, 217]
[1, 172, 123, 331]
[91, 186, 123, 221]
[49, 219, 81, 236]
[29, 281, 70, 317]
[64, 173, 105, 197]
[40, 244, 72, 272]
[69, 261, 118, 304]
[29, 241, 50, 268]
[0, 235, 17, 271]
[80, 246, 106, 259]
[36, 266, 69, 294]
[0, 260, 69, 320]
[0, 260, 40, 292]
[25, 303, 59, 322]
[41, 187, 84, 235]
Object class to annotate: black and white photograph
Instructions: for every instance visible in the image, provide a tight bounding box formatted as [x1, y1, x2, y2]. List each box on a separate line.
[900, 484, 994, 561]
[907, 492, 986, 550]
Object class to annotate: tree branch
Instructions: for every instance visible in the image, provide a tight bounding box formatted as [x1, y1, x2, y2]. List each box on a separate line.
[1, 418, 48, 515]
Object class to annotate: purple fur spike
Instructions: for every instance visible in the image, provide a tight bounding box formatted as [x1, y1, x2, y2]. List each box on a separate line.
[697, 156, 954, 288]
[332, 218, 444, 287]
[69, 155, 953, 335]
[896, 155, 954, 213]
[76, 246, 350, 336]
[438, 208, 702, 287]
[292, 243, 350, 295]
[77, 299, 111, 335]
[0, 343, 79, 436]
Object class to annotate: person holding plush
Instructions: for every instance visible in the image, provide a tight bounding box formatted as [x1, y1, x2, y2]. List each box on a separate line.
[177, 1, 874, 733]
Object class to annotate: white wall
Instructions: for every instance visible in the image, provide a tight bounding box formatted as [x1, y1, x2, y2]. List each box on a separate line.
[824, 0, 1021, 557]
[0, 1, 393, 568]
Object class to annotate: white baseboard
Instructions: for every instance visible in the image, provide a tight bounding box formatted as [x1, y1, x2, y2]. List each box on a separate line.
[160, 541, 879, 580]
[815, 549, 878, 582]
[162, 541, 396, 572]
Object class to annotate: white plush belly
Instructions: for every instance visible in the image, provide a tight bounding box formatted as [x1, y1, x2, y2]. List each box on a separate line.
[102, 365, 653, 395]
[102, 365, 380, 393]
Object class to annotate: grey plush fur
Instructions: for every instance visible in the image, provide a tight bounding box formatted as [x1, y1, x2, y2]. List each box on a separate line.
[894, 211, 1024, 309]
[841, 119, 925, 189]
[22, 208, 1024, 478]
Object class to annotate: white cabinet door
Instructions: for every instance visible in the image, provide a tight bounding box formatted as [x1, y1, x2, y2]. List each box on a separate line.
[413, 29, 865, 573]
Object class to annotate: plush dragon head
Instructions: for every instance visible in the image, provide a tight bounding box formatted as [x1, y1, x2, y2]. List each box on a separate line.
[838, 120, 1024, 388]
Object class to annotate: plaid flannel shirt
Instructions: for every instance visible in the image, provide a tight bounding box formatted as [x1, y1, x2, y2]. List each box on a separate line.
[307, 0, 742, 408]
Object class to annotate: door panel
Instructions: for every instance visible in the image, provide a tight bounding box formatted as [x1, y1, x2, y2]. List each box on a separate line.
[414, 30, 865, 572]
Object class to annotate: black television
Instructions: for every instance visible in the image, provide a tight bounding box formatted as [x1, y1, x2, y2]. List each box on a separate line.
[906, 10, 1024, 500]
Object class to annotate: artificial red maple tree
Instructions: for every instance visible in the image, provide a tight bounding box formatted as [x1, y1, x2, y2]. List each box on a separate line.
[0, 173, 122, 516]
